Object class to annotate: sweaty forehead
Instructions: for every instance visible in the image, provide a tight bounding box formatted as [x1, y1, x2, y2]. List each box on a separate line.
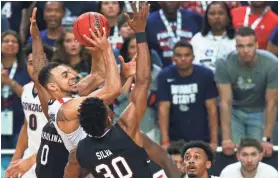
[50, 65, 68, 76]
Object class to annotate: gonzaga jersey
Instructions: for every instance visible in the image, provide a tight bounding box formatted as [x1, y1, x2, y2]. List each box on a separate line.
[48, 96, 87, 151]
[21, 82, 48, 155]
[35, 120, 68, 178]
[76, 123, 153, 178]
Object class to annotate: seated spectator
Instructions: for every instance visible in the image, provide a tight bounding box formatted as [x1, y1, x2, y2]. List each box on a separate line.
[167, 140, 187, 178]
[215, 26, 278, 157]
[1, 30, 31, 149]
[51, 28, 91, 78]
[28, 2, 65, 48]
[146, 2, 203, 67]
[191, 2, 236, 72]
[157, 41, 218, 151]
[182, 141, 219, 178]
[98, 1, 124, 49]
[220, 137, 278, 178]
[114, 35, 162, 143]
[231, 1, 278, 49]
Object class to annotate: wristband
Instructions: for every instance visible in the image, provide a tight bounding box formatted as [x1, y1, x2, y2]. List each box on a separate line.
[135, 32, 147, 43]
[262, 137, 272, 142]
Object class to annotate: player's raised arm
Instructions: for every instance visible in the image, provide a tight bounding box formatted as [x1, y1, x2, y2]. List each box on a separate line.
[118, 2, 151, 132]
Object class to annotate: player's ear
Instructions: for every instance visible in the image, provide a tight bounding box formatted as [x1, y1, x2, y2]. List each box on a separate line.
[206, 160, 211, 169]
[47, 82, 57, 92]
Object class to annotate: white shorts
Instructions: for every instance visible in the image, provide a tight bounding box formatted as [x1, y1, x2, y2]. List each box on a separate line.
[22, 163, 37, 178]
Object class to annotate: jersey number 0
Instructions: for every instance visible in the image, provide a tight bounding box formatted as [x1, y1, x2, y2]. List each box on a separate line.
[95, 156, 132, 178]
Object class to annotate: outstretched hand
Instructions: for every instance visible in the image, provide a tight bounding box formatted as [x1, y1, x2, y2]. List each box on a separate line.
[124, 2, 150, 33]
[83, 27, 111, 52]
[119, 55, 137, 79]
[30, 7, 40, 38]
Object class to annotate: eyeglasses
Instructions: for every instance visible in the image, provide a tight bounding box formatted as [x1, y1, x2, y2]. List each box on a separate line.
[2, 40, 18, 44]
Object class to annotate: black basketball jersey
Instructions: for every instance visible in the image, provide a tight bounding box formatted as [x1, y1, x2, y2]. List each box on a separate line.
[76, 123, 153, 178]
[35, 120, 69, 178]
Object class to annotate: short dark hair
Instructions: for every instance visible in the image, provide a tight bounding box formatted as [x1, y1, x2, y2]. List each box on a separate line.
[181, 141, 215, 163]
[238, 137, 263, 153]
[201, 2, 235, 39]
[167, 140, 186, 155]
[78, 97, 108, 137]
[23, 43, 54, 62]
[236, 26, 256, 38]
[97, 1, 124, 16]
[173, 40, 194, 54]
[38, 62, 60, 88]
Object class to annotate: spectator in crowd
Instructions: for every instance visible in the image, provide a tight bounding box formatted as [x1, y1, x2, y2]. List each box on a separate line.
[182, 1, 241, 16]
[98, 1, 124, 49]
[167, 140, 187, 178]
[1, 30, 31, 149]
[267, 24, 278, 145]
[114, 35, 162, 143]
[27, 1, 65, 48]
[51, 28, 91, 78]
[157, 41, 218, 151]
[61, 1, 98, 27]
[220, 137, 278, 178]
[1, 15, 10, 32]
[191, 2, 236, 72]
[182, 141, 219, 178]
[231, 1, 278, 49]
[146, 2, 203, 67]
[215, 26, 278, 157]
[1, 1, 35, 44]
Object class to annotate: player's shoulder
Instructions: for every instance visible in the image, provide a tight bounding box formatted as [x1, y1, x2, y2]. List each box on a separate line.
[193, 64, 214, 76]
[221, 162, 241, 174]
[23, 81, 34, 90]
[159, 64, 176, 76]
[258, 162, 278, 173]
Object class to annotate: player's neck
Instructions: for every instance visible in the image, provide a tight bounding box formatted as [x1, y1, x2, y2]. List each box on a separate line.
[241, 167, 257, 178]
[33, 86, 38, 94]
[176, 66, 193, 77]
[47, 26, 62, 39]
[163, 10, 177, 21]
[250, 6, 267, 15]
[107, 16, 118, 27]
[1, 56, 16, 68]
[69, 55, 81, 66]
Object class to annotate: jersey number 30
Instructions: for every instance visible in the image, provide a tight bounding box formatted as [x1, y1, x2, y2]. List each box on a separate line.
[95, 156, 132, 178]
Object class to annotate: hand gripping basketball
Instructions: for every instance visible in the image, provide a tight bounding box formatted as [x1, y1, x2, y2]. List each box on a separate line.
[83, 27, 110, 52]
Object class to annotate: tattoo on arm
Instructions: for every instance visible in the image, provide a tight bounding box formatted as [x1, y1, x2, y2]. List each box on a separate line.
[57, 107, 70, 122]
[33, 52, 48, 73]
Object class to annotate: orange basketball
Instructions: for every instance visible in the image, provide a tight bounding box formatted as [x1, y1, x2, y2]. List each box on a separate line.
[73, 12, 110, 47]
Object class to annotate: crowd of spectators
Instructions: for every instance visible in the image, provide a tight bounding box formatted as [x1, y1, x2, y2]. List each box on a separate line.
[1, 1, 278, 177]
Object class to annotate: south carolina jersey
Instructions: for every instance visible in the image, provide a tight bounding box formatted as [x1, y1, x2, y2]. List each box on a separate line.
[48, 96, 87, 151]
[21, 82, 48, 156]
[76, 123, 153, 178]
[35, 120, 69, 178]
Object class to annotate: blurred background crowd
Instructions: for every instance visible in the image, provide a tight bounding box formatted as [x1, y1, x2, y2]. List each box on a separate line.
[1, 1, 278, 177]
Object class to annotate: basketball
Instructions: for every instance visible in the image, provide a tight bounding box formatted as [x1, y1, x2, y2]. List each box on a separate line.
[73, 12, 110, 47]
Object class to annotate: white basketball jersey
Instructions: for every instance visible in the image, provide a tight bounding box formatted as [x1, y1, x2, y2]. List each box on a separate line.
[21, 82, 48, 156]
[48, 96, 87, 152]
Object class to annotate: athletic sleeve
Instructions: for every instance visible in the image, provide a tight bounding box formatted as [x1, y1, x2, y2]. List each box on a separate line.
[205, 70, 218, 100]
[214, 59, 231, 84]
[156, 70, 171, 102]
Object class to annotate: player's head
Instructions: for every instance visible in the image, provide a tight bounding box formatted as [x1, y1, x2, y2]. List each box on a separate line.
[172, 41, 194, 71]
[159, 2, 180, 19]
[38, 62, 78, 96]
[202, 2, 235, 39]
[237, 137, 263, 173]
[167, 140, 186, 174]
[44, 1, 65, 30]
[24, 44, 53, 81]
[181, 141, 215, 178]
[78, 97, 115, 137]
[235, 26, 257, 64]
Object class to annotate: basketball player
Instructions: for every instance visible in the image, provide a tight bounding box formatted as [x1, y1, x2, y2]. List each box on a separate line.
[5, 47, 51, 178]
[76, 2, 180, 178]
[182, 141, 219, 178]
